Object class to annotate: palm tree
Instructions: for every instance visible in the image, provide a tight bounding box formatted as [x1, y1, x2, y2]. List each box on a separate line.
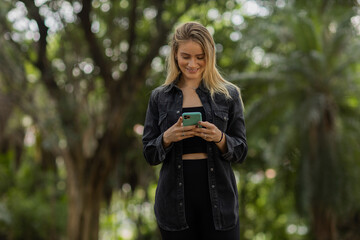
[233, 1, 360, 239]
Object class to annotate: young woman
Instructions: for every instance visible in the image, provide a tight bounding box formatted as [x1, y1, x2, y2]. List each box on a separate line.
[142, 22, 247, 240]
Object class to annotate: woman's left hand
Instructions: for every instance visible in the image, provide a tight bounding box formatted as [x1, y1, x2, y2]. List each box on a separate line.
[194, 121, 222, 142]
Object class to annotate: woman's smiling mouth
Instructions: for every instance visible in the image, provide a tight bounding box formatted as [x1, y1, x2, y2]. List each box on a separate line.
[186, 67, 199, 73]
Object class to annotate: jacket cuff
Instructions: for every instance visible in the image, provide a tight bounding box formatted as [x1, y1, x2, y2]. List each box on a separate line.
[156, 133, 174, 162]
[221, 133, 247, 163]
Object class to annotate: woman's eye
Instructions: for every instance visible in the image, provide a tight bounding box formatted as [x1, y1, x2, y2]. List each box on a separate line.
[181, 56, 204, 60]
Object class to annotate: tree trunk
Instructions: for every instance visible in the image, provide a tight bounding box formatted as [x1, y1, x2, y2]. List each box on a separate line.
[11, 1, 194, 239]
[0, 92, 13, 150]
[65, 155, 105, 240]
[308, 104, 338, 240]
[312, 205, 337, 240]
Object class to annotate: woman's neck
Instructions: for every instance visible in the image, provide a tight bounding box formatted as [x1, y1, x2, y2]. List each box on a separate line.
[178, 77, 202, 90]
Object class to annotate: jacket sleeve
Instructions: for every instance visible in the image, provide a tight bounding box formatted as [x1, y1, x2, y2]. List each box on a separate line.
[222, 87, 248, 163]
[142, 90, 173, 166]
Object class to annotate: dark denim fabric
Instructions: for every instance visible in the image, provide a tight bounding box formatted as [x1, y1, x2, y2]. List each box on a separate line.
[142, 78, 247, 231]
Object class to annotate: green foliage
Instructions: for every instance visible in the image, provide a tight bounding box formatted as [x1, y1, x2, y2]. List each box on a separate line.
[231, 0, 360, 239]
[1, 0, 360, 239]
[0, 149, 67, 239]
[100, 184, 160, 240]
[237, 168, 309, 239]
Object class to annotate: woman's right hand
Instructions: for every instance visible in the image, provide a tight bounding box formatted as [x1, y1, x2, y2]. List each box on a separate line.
[162, 117, 197, 148]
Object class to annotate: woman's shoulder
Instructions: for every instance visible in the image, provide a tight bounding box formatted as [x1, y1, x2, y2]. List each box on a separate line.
[212, 83, 240, 103]
[224, 83, 244, 110]
[152, 85, 165, 94]
[224, 83, 241, 98]
[212, 83, 240, 107]
[149, 85, 170, 100]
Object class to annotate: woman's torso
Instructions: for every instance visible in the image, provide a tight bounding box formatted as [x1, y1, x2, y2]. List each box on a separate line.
[180, 86, 208, 160]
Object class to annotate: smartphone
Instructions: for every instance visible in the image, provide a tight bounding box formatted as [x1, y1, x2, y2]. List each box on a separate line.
[182, 112, 202, 128]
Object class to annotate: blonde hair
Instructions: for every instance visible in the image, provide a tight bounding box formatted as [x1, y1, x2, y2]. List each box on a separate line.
[164, 22, 241, 99]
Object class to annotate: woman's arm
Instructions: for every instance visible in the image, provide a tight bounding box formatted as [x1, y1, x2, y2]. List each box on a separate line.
[221, 87, 248, 163]
[142, 90, 171, 166]
[142, 89, 197, 165]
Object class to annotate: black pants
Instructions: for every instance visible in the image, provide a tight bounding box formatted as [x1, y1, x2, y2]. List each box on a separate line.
[159, 159, 240, 240]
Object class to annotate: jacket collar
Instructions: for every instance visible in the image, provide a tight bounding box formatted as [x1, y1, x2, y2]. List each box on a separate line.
[164, 74, 209, 94]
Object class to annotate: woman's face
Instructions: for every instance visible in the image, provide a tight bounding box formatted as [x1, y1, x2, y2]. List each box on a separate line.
[176, 40, 206, 82]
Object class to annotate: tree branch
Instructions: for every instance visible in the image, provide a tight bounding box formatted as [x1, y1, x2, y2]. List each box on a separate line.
[125, 0, 138, 75]
[91, 0, 198, 179]
[19, 0, 60, 98]
[19, 0, 85, 168]
[118, 0, 193, 98]
[78, 0, 113, 90]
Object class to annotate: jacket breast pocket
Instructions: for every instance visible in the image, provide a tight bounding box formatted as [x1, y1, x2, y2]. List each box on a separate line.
[158, 112, 167, 133]
[214, 110, 229, 132]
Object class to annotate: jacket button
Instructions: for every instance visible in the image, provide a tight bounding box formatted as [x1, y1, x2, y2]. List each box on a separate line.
[179, 182, 182, 186]
[210, 168, 214, 171]
[211, 185, 215, 188]
[179, 202, 183, 206]
[178, 164, 181, 169]
[214, 204, 217, 208]
[176, 110, 180, 114]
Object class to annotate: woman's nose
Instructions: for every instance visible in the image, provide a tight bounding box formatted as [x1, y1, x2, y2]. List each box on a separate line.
[188, 58, 197, 67]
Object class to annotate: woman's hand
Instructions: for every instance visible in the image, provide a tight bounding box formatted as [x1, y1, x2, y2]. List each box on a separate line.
[194, 121, 222, 142]
[162, 117, 197, 148]
[195, 121, 227, 153]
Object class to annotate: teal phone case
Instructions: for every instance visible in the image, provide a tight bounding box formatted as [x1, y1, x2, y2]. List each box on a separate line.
[182, 112, 202, 128]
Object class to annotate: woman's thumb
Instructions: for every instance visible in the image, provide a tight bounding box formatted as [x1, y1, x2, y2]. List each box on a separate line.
[176, 116, 183, 125]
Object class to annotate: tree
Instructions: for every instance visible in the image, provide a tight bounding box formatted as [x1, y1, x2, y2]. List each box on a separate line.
[3, 1, 192, 239]
[233, 0, 360, 239]
[1, 0, 225, 239]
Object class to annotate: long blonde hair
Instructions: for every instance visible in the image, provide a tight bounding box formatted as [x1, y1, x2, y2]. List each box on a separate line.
[164, 22, 241, 99]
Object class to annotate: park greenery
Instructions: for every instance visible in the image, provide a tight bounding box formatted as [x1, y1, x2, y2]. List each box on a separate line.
[1, 0, 360, 239]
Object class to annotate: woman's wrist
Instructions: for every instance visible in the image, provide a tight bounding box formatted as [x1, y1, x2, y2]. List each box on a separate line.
[214, 131, 227, 153]
[214, 131, 224, 143]
[162, 131, 171, 148]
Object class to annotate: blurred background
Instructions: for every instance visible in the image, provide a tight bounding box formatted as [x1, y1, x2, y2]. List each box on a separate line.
[1, 0, 360, 239]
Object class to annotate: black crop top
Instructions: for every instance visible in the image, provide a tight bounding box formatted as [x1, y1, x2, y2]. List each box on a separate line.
[182, 106, 207, 154]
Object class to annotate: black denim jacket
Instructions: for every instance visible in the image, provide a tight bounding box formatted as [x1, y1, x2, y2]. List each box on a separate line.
[142, 78, 247, 231]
